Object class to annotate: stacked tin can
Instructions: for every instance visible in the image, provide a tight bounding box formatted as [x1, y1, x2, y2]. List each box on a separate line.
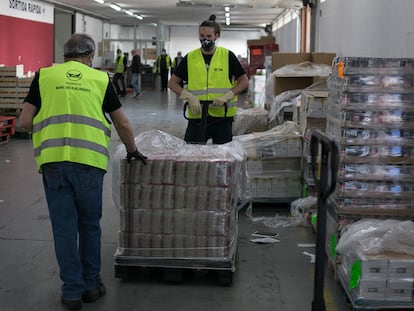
[327, 57, 414, 305]
[115, 134, 246, 263]
[327, 57, 414, 216]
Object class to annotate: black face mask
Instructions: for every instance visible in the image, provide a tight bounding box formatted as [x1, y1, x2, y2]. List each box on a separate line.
[200, 39, 215, 51]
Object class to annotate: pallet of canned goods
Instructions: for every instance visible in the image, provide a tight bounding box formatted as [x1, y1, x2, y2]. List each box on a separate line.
[111, 130, 248, 285]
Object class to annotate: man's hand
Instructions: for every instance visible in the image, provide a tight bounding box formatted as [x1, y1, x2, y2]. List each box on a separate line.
[212, 90, 234, 106]
[127, 149, 147, 165]
[179, 89, 201, 115]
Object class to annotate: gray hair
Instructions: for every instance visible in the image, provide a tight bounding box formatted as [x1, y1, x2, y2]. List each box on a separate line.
[64, 33, 95, 58]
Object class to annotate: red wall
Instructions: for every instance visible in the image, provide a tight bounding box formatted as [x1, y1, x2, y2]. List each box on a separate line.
[0, 14, 53, 73]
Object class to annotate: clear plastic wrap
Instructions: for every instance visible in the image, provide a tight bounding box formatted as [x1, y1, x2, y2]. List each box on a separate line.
[332, 56, 414, 75]
[329, 74, 414, 93]
[232, 107, 269, 135]
[336, 220, 414, 303]
[268, 89, 302, 123]
[289, 196, 317, 226]
[112, 130, 246, 263]
[273, 61, 332, 77]
[339, 163, 414, 181]
[234, 122, 303, 200]
[234, 121, 302, 160]
[337, 219, 414, 256]
[337, 180, 414, 198]
[112, 129, 248, 208]
[333, 196, 414, 213]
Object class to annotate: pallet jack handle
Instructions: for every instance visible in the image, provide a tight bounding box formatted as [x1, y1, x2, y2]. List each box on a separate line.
[310, 130, 339, 311]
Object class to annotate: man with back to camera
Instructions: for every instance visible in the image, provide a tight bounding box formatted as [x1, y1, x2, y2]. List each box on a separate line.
[19, 33, 147, 311]
[168, 15, 249, 144]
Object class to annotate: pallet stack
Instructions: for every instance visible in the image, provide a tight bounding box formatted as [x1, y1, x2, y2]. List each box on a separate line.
[0, 65, 32, 116]
[114, 131, 247, 270]
[0, 115, 16, 144]
[234, 121, 303, 203]
[326, 56, 414, 308]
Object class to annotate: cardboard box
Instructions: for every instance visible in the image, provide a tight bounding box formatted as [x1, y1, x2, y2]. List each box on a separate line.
[247, 36, 276, 46]
[388, 260, 414, 278]
[271, 52, 336, 95]
[272, 52, 311, 71]
[247, 157, 302, 177]
[250, 176, 302, 198]
[356, 279, 387, 300]
[385, 279, 414, 301]
[311, 53, 336, 68]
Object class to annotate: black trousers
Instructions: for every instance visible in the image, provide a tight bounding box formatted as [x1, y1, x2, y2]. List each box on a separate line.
[184, 117, 233, 144]
[113, 73, 126, 95]
[160, 70, 169, 90]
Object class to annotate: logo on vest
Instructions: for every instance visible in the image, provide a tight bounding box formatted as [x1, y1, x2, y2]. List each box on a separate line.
[66, 70, 82, 81]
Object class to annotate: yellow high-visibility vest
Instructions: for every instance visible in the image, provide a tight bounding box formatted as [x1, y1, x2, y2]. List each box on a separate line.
[115, 54, 125, 73]
[33, 61, 112, 172]
[187, 47, 237, 118]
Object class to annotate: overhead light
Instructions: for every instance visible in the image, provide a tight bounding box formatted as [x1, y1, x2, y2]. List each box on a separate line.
[134, 14, 143, 20]
[225, 17, 230, 25]
[93, 0, 104, 3]
[110, 4, 121, 11]
[224, 6, 230, 12]
[176, 1, 212, 7]
[124, 9, 134, 16]
[225, 12, 230, 18]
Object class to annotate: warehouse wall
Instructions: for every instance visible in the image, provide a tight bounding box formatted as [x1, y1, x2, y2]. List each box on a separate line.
[315, 0, 414, 57]
[54, 11, 73, 64]
[274, 17, 300, 52]
[169, 26, 265, 62]
[0, 0, 54, 74]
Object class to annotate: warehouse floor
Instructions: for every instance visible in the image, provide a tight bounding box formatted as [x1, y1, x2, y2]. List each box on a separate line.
[0, 85, 350, 311]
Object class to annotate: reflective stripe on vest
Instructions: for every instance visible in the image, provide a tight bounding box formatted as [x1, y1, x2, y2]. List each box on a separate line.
[115, 54, 125, 73]
[187, 47, 237, 118]
[33, 61, 111, 172]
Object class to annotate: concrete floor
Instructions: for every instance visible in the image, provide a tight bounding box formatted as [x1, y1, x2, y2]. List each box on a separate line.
[0, 85, 349, 311]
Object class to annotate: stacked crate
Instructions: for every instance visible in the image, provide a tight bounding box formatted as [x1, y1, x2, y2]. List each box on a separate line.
[114, 136, 246, 267]
[0, 115, 16, 144]
[0, 65, 32, 116]
[326, 57, 414, 307]
[300, 89, 329, 197]
[234, 121, 303, 202]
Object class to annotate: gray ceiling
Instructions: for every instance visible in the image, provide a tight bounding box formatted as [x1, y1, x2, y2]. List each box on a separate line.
[47, 0, 303, 29]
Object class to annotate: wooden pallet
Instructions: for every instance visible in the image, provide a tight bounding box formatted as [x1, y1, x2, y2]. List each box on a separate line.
[0, 116, 16, 144]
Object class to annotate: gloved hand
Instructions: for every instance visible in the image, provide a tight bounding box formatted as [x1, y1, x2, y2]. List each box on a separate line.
[212, 90, 235, 106]
[179, 89, 201, 115]
[127, 149, 147, 165]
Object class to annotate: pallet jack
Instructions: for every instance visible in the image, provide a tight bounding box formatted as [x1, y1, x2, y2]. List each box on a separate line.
[310, 130, 339, 311]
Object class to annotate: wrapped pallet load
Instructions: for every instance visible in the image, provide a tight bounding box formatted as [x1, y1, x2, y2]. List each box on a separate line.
[112, 130, 247, 272]
[234, 121, 302, 202]
[336, 219, 414, 304]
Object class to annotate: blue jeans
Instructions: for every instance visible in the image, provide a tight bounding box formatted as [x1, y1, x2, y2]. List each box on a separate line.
[131, 73, 141, 94]
[42, 162, 105, 300]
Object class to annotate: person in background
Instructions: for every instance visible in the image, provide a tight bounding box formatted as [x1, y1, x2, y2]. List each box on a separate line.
[130, 49, 142, 98]
[157, 48, 172, 92]
[171, 51, 183, 75]
[113, 48, 127, 97]
[19, 33, 147, 311]
[171, 51, 184, 87]
[168, 14, 249, 144]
